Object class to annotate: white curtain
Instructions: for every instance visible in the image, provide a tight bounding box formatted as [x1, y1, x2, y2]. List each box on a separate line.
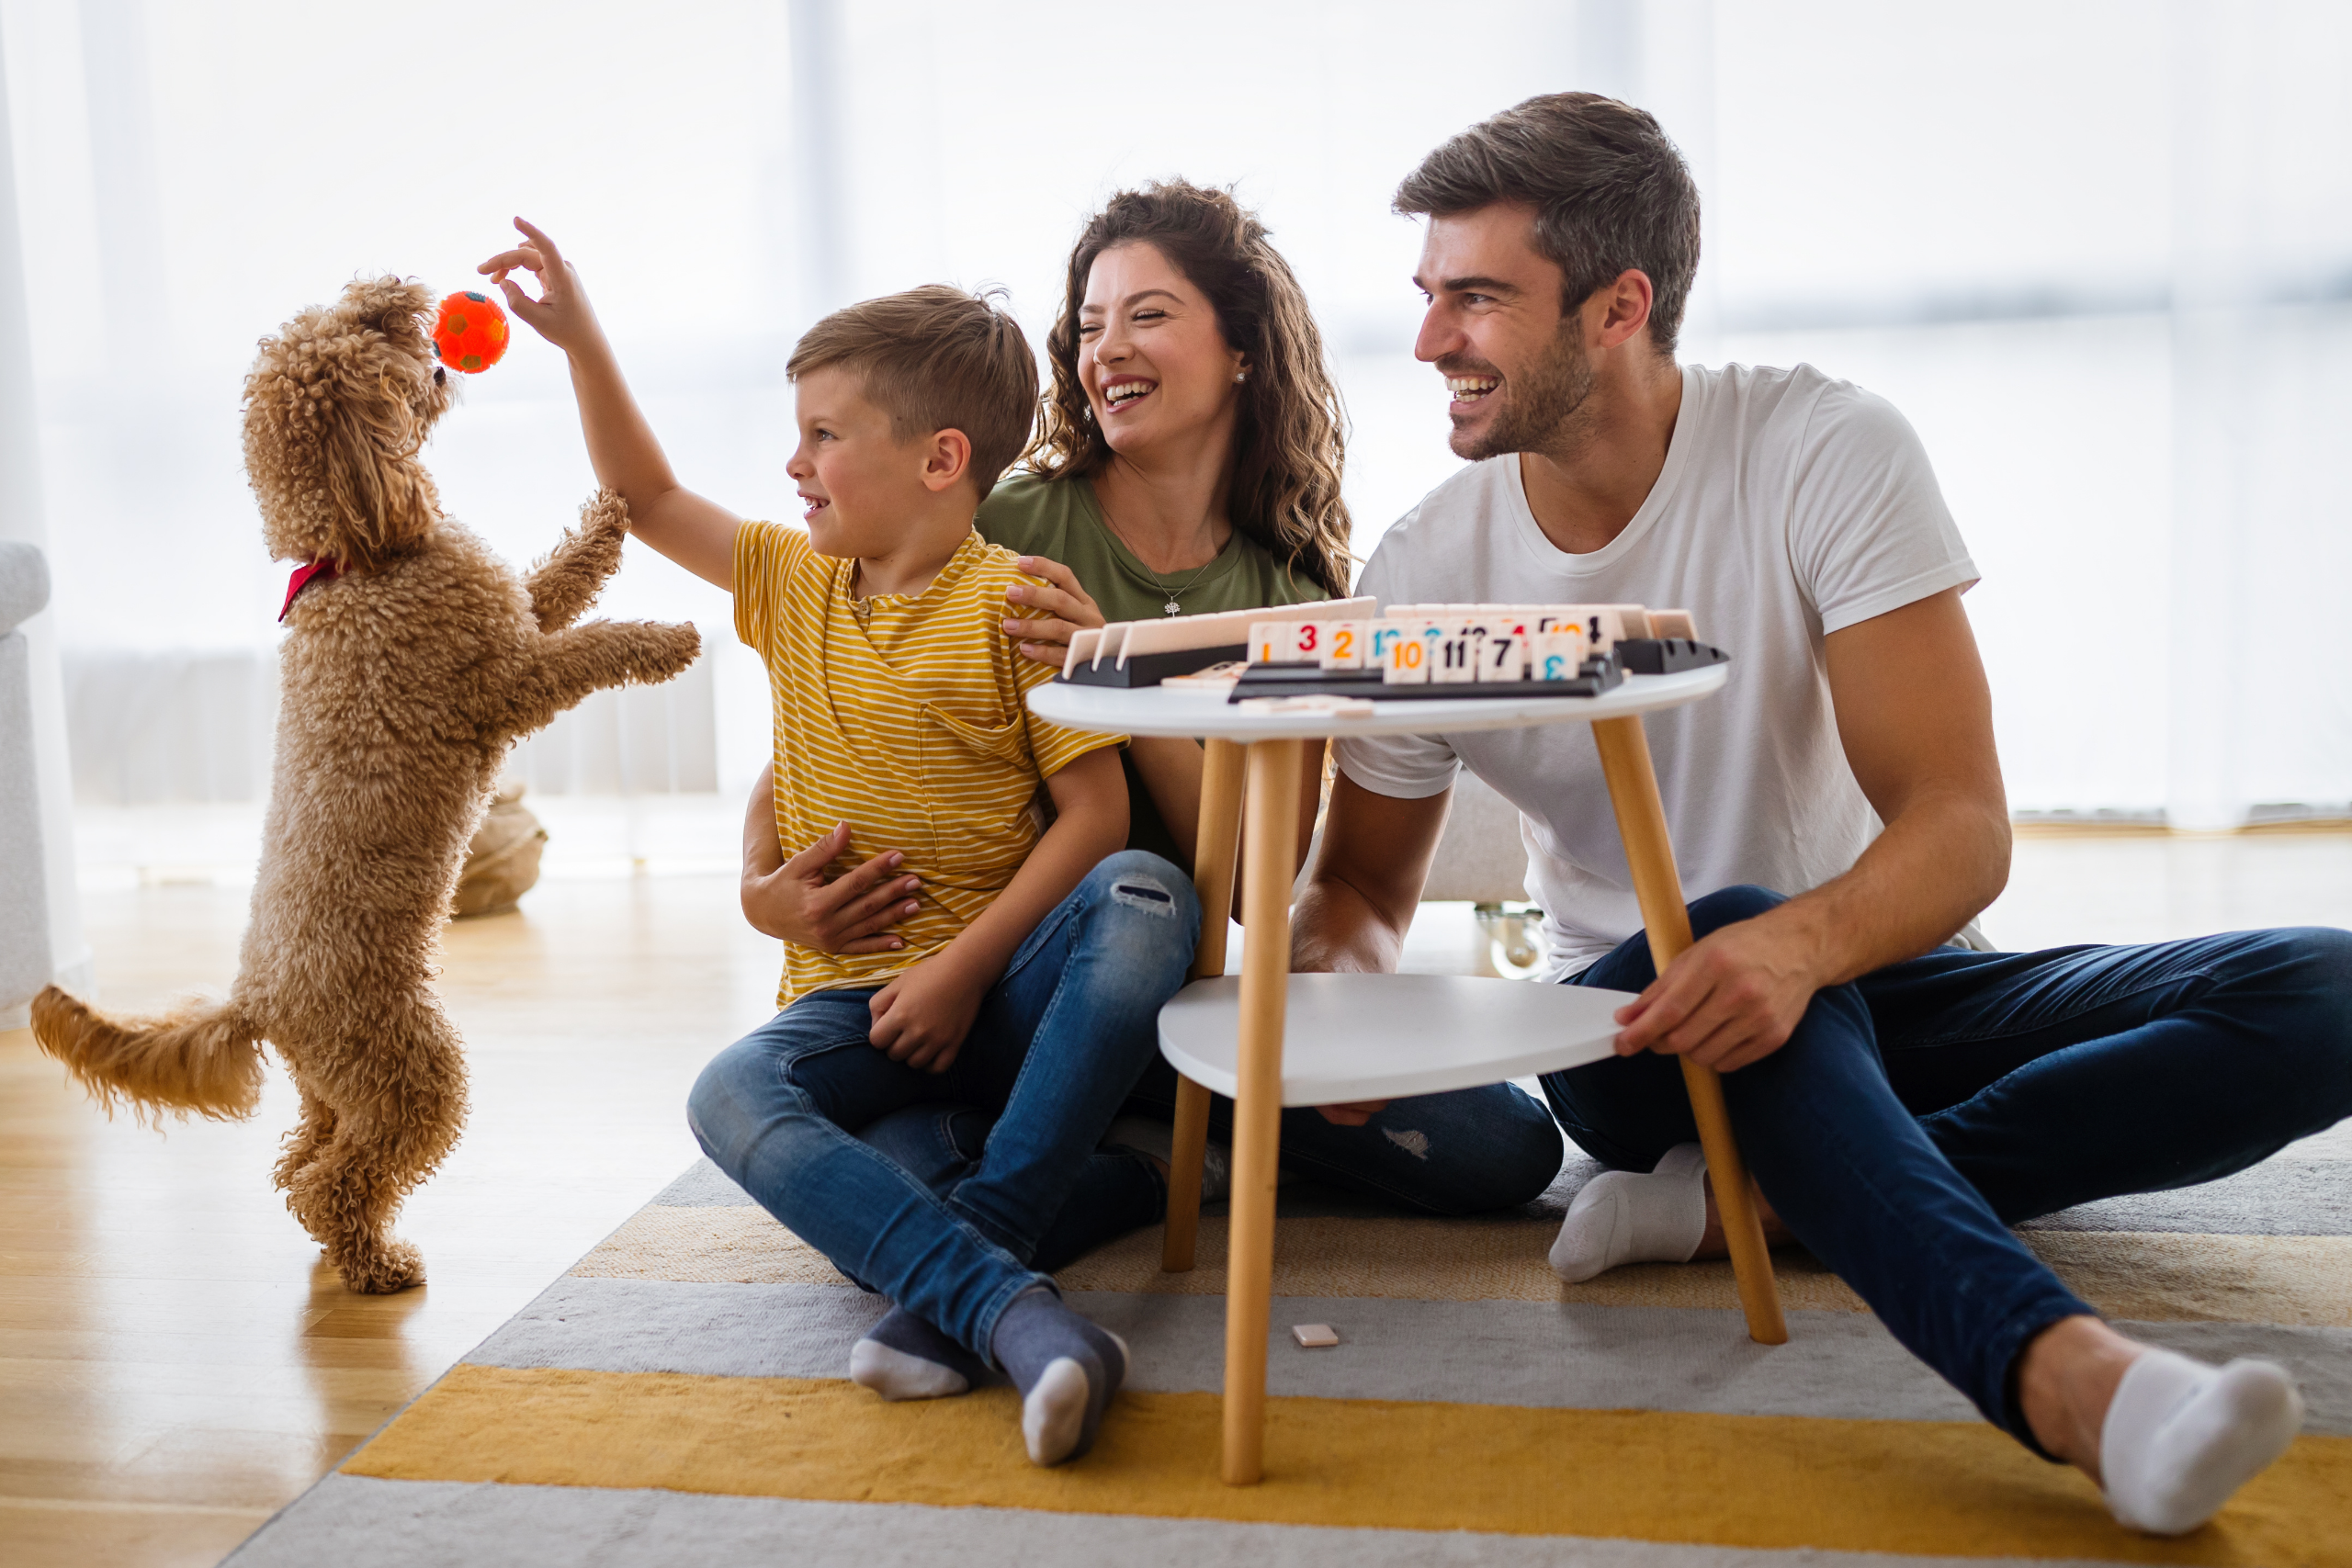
[6, 0, 2347, 837]
[0, 13, 87, 1010]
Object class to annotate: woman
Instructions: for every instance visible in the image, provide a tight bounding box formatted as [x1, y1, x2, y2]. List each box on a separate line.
[979, 180, 1343, 869]
[744, 181, 1563, 1256]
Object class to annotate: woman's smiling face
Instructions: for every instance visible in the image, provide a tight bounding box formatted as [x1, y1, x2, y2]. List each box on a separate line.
[1078, 242, 1247, 460]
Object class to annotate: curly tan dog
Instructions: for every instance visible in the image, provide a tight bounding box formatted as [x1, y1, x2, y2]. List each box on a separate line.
[33, 276, 701, 1292]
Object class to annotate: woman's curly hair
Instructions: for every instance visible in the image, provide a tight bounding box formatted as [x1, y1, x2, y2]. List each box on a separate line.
[1020, 180, 1352, 597]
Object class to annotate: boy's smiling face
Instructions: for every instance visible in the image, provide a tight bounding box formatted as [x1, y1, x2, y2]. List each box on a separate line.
[786, 366, 973, 562]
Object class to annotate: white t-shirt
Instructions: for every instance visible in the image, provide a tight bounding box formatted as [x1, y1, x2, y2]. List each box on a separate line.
[1336, 361, 1978, 978]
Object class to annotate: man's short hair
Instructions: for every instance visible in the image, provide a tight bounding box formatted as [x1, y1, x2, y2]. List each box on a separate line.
[786, 285, 1038, 496]
[1396, 93, 1702, 355]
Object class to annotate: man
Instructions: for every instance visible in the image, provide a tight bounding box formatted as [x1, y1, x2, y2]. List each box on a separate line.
[1298, 93, 2352, 1535]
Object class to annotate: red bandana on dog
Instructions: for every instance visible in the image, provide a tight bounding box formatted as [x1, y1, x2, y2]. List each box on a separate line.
[278, 558, 343, 623]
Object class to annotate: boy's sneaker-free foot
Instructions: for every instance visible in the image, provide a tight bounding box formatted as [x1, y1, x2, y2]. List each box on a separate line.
[989, 1286, 1130, 1466]
[851, 1305, 989, 1401]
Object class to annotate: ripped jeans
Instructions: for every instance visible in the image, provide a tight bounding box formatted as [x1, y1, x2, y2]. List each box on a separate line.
[685, 851, 1199, 1358]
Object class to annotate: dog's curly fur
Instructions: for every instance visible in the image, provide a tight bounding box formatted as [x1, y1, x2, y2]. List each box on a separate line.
[32, 276, 702, 1292]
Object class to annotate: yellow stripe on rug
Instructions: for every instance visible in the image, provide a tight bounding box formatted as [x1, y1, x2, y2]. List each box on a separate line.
[572, 1206, 2352, 1325]
[345, 1365, 2349, 1563]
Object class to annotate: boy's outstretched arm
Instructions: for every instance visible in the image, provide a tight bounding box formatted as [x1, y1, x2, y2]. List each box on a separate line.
[866, 748, 1129, 1070]
[481, 219, 738, 590]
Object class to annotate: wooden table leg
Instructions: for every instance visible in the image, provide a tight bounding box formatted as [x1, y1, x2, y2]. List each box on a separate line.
[1590, 716, 1790, 1347]
[1164, 739, 1248, 1273]
[1221, 737, 1306, 1485]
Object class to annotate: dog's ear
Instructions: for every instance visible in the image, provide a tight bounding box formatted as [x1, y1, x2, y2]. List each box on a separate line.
[329, 276, 439, 363]
[310, 377, 438, 572]
[243, 276, 444, 570]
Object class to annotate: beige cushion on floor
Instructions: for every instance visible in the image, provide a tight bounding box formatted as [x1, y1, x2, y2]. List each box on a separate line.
[452, 784, 548, 919]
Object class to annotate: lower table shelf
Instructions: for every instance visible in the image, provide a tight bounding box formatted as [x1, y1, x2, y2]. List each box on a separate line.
[1158, 971, 1633, 1107]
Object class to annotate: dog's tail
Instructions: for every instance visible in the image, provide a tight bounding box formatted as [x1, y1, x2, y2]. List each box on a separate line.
[30, 986, 266, 1123]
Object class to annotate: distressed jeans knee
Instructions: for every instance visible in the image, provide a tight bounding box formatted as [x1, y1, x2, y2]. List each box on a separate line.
[1110, 873, 1179, 916]
[1074, 850, 1201, 991]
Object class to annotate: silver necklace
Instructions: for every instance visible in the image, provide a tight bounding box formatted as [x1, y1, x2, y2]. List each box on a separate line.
[1148, 555, 1218, 615]
[1100, 497, 1220, 614]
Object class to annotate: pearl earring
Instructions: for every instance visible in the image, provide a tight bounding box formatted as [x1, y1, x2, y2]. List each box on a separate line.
[1233, 371, 1248, 383]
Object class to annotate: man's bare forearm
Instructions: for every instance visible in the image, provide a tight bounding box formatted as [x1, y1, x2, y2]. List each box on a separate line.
[1759, 784, 2010, 989]
[1290, 871, 1408, 974]
[1781, 586, 2009, 988]
[1288, 774, 1451, 976]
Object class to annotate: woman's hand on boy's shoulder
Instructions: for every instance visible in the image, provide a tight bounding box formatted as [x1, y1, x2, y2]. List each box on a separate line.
[480, 217, 607, 357]
[866, 954, 988, 1073]
[1002, 555, 1104, 668]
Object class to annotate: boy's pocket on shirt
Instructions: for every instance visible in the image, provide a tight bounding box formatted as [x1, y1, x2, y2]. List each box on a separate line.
[915, 704, 1045, 873]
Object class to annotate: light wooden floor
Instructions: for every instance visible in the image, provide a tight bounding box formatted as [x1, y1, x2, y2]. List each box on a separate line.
[1, 876, 781, 1568]
[6, 830, 2349, 1568]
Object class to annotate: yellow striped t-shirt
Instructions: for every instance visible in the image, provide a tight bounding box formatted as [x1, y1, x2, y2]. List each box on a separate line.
[734, 522, 1123, 1007]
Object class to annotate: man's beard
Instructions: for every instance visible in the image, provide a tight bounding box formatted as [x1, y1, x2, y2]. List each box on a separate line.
[1452, 322, 1596, 462]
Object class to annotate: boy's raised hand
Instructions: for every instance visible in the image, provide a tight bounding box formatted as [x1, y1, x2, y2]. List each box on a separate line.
[480, 218, 605, 355]
[479, 216, 739, 590]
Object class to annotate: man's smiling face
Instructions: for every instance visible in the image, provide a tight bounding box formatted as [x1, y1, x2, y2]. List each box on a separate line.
[1411, 202, 1596, 462]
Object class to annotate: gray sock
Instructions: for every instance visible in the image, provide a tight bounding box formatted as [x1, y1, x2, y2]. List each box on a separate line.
[849, 1305, 989, 1402]
[988, 1285, 1130, 1466]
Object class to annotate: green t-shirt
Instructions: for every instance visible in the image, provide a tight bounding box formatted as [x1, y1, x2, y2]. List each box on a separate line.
[977, 470, 1331, 865]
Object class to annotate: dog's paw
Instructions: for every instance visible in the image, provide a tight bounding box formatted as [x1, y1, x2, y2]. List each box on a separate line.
[579, 487, 631, 540]
[337, 1238, 427, 1294]
[634, 621, 702, 683]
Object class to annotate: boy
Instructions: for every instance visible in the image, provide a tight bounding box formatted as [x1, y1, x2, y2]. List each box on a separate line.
[483, 220, 1199, 1466]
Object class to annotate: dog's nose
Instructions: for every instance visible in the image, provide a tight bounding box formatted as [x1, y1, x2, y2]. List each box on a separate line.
[433, 366, 446, 386]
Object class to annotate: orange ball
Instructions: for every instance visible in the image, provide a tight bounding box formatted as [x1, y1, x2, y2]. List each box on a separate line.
[432, 290, 510, 374]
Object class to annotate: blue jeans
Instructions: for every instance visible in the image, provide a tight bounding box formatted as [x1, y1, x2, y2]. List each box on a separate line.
[685, 851, 1200, 1359]
[1120, 1057, 1565, 1213]
[1545, 885, 2352, 1448]
[859, 1043, 1565, 1280]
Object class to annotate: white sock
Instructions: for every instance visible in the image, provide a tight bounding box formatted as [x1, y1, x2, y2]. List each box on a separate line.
[2101, 1348, 2303, 1535]
[991, 1286, 1131, 1467]
[848, 1306, 987, 1401]
[1106, 1114, 1232, 1202]
[849, 1338, 968, 1401]
[1549, 1143, 1707, 1282]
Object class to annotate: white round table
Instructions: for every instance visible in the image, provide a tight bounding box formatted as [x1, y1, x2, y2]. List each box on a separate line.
[1026, 666, 1787, 1485]
[1029, 662, 1727, 740]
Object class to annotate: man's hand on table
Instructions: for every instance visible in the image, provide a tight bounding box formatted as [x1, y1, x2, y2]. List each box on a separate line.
[1318, 907, 1826, 1122]
[1611, 907, 1826, 1071]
